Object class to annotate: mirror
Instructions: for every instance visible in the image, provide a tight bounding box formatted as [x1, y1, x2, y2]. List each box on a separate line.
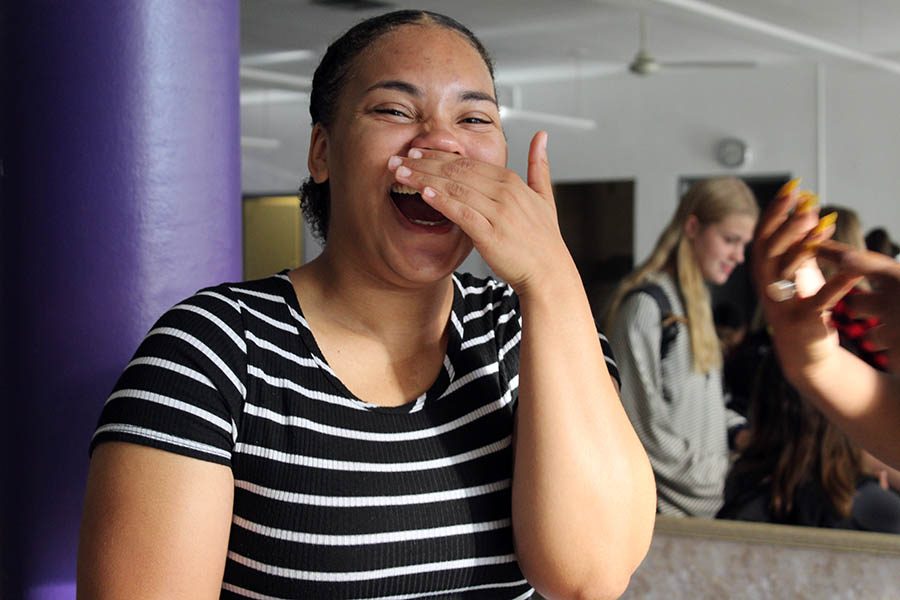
[239, 0, 900, 544]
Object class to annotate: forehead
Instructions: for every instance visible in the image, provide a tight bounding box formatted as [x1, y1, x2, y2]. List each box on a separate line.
[348, 24, 493, 88]
[714, 213, 757, 234]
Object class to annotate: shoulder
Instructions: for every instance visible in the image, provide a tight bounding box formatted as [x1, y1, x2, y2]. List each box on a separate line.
[180, 272, 300, 328]
[147, 273, 300, 360]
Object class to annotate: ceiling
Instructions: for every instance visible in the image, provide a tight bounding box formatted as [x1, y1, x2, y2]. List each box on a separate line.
[240, 0, 900, 92]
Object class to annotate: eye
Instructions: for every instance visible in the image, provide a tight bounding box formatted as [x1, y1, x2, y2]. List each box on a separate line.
[461, 116, 492, 124]
[373, 107, 412, 119]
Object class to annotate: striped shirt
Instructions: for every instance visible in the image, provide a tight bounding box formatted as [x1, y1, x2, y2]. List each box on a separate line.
[609, 271, 743, 518]
[91, 271, 619, 599]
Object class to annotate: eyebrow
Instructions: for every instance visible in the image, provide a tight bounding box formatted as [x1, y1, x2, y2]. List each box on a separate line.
[365, 80, 498, 107]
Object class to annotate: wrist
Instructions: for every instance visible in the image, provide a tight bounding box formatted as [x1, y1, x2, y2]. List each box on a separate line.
[513, 254, 580, 303]
[775, 337, 843, 398]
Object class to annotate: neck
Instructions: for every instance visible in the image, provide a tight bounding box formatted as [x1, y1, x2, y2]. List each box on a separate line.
[292, 251, 455, 347]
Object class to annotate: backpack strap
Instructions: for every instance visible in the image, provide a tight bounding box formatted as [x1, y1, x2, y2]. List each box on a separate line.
[625, 283, 680, 361]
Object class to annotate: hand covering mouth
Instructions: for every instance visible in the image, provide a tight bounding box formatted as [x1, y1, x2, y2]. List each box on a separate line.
[390, 184, 449, 226]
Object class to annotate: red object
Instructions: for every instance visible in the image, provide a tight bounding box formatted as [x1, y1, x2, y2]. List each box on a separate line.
[831, 288, 889, 371]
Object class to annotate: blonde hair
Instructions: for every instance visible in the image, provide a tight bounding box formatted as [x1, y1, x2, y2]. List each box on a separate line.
[605, 177, 758, 373]
[819, 205, 867, 288]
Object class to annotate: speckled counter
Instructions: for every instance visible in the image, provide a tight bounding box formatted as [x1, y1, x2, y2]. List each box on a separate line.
[621, 516, 900, 599]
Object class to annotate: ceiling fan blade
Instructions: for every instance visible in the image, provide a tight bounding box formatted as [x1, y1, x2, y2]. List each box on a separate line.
[660, 60, 758, 69]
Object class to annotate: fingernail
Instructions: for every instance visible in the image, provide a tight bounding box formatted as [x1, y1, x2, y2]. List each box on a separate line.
[408, 148, 423, 159]
[778, 178, 800, 200]
[397, 166, 412, 178]
[423, 186, 436, 199]
[813, 211, 838, 235]
[796, 190, 819, 214]
[388, 156, 402, 170]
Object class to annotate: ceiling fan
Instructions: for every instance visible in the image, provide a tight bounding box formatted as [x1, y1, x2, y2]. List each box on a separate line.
[628, 12, 757, 76]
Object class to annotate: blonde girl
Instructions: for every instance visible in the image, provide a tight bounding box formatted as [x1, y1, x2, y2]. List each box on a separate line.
[606, 177, 758, 517]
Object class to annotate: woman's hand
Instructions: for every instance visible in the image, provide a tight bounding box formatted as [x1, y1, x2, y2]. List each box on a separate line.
[750, 181, 857, 382]
[388, 131, 574, 297]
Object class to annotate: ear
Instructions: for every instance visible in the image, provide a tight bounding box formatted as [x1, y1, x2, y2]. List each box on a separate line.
[684, 214, 700, 239]
[307, 123, 329, 184]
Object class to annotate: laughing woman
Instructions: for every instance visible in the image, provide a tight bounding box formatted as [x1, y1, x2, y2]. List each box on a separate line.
[605, 178, 758, 518]
[77, 10, 655, 599]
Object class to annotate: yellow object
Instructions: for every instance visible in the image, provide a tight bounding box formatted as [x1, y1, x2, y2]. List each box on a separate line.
[243, 195, 304, 280]
[796, 190, 819, 214]
[813, 211, 838, 235]
[778, 178, 800, 199]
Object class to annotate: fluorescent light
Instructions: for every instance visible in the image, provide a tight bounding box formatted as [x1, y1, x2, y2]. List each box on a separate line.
[240, 89, 309, 106]
[240, 67, 312, 89]
[499, 106, 597, 130]
[496, 61, 625, 85]
[240, 50, 316, 66]
[240, 136, 282, 150]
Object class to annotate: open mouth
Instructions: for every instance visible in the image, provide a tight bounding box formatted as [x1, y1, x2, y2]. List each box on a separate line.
[390, 184, 449, 227]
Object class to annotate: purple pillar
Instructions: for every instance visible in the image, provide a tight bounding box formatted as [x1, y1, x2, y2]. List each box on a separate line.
[1, 2, 241, 597]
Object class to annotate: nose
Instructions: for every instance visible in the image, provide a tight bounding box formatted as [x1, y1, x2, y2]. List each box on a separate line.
[409, 120, 464, 155]
[734, 245, 746, 265]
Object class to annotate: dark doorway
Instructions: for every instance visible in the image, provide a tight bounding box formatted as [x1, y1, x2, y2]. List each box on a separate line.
[554, 180, 635, 319]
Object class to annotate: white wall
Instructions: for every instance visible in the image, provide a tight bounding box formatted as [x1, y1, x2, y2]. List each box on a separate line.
[241, 61, 900, 266]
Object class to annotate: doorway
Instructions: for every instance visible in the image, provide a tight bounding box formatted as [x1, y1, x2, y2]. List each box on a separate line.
[554, 180, 635, 320]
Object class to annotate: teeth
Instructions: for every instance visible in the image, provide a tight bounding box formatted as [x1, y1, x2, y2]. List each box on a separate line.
[409, 218, 445, 226]
[391, 184, 419, 195]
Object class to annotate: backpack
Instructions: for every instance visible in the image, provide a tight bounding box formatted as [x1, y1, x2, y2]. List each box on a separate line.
[624, 284, 680, 361]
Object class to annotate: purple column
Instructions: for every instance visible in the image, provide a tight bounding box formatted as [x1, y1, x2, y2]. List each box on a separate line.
[1, 2, 241, 598]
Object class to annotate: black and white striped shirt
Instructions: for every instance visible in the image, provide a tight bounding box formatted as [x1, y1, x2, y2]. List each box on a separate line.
[92, 271, 619, 599]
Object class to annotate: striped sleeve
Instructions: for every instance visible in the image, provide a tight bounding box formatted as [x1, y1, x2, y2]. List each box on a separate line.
[490, 278, 620, 390]
[599, 330, 620, 386]
[90, 286, 248, 467]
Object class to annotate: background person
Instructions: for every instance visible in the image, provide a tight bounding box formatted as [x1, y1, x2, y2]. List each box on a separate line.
[864, 227, 900, 260]
[605, 177, 757, 517]
[77, 10, 655, 599]
[718, 352, 900, 533]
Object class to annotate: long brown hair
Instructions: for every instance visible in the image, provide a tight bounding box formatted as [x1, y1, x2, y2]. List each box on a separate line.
[605, 177, 758, 373]
[730, 353, 861, 518]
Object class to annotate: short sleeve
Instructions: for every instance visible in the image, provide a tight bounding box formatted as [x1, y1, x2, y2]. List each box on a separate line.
[598, 329, 620, 388]
[90, 285, 248, 467]
[491, 279, 621, 391]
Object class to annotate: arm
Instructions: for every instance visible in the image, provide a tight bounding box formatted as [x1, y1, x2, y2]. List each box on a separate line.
[860, 450, 900, 492]
[751, 186, 900, 468]
[391, 132, 655, 599]
[513, 269, 656, 599]
[78, 288, 247, 596]
[78, 443, 233, 599]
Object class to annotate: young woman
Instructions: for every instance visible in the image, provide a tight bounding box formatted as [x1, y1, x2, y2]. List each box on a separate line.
[77, 10, 655, 599]
[718, 351, 900, 532]
[605, 177, 758, 517]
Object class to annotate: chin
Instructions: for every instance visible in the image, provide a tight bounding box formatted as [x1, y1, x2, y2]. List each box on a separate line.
[704, 270, 729, 286]
[389, 243, 472, 285]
